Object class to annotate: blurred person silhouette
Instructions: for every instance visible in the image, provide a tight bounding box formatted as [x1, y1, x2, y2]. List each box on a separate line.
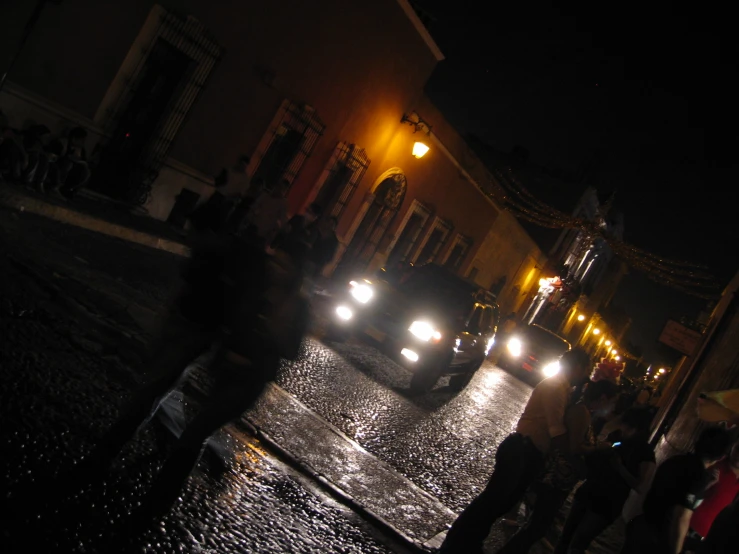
[439, 349, 593, 554]
[621, 426, 732, 554]
[553, 405, 656, 554]
[682, 438, 739, 552]
[497, 379, 619, 553]
[20, 124, 51, 191]
[247, 178, 290, 249]
[122, 237, 312, 529]
[47, 126, 91, 198]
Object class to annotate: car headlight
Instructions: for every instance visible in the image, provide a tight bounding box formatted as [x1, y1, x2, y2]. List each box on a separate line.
[542, 361, 561, 378]
[408, 320, 442, 343]
[507, 337, 522, 357]
[349, 282, 373, 304]
[335, 305, 353, 321]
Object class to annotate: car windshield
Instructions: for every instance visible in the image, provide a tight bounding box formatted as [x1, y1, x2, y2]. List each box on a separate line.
[523, 326, 570, 351]
[397, 266, 477, 319]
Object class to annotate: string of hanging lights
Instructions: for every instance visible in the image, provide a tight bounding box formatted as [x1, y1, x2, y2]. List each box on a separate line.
[482, 168, 721, 299]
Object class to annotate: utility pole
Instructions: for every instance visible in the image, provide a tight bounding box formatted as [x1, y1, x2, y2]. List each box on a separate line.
[0, 0, 61, 95]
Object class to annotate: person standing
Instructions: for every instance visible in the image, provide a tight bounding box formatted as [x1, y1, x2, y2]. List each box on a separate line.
[684, 439, 739, 550]
[439, 348, 593, 554]
[621, 426, 732, 554]
[247, 178, 290, 249]
[497, 378, 619, 553]
[553, 405, 656, 554]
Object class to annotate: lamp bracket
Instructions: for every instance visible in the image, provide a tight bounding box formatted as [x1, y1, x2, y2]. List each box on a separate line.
[401, 112, 432, 135]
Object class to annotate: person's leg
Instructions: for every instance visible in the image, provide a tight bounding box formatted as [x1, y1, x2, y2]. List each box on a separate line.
[134, 357, 268, 520]
[77, 319, 213, 473]
[565, 510, 612, 554]
[54, 158, 73, 190]
[553, 497, 589, 554]
[22, 151, 40, 185]
[498, 484, 569, 554]
[440, 435, 543, 553]
[33, 154, 50, 191]
[63, 161, 90, 197]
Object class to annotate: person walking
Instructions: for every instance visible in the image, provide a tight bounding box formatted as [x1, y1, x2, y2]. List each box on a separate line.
[621, 426, 732, 554]
[439, 348, 593, 554]
[553, 405, 656, 554]
[497, 378, 619, 553]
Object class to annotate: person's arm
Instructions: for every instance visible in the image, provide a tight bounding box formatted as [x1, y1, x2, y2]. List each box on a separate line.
[612, 459, 656, 495]
[667, 505, 693, 554]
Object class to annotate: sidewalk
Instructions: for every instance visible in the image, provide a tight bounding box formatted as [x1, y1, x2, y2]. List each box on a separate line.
[0, 183, 190, 256]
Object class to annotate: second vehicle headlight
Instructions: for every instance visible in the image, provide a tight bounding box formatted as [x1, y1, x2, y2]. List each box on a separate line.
[409, 320, 442, 342]
[542, 361, 561, 377]
[507, 337, 522, 357]
[350, 283, 373, 304]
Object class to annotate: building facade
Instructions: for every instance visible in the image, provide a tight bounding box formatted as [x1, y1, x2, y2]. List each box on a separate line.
[1, 0, 544, 310]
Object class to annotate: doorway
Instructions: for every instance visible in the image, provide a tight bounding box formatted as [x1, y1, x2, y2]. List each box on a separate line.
[386, 212, 425, 267]
[339, 171, 407, 275]
[94, 38, 194, 202]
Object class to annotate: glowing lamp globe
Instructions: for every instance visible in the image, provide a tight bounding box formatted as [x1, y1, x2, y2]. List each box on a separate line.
[412, 141, 429, 158]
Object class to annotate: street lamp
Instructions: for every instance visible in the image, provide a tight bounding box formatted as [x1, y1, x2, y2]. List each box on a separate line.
[605, 340, 612, 346]
[658, 368, 666, 374]
[411, 141, 429, 158]
[592, 328, 601, 335]
[577, 314, 586, 321]
[401, 113, 432, 158]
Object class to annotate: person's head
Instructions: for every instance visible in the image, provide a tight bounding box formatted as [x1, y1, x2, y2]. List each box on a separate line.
[236, 155, 250, 171]
[69, 126, 87, 145]
[305, 203, 322, 225]
[273, 178, 290, 197]
[620, 406, 654, 439]
[694, 426, 733, 467]
[728, 440, 739, 470]
[582, 379, 619, 417]
[318, 215, 337, 235]
[559, 348, 592, 386]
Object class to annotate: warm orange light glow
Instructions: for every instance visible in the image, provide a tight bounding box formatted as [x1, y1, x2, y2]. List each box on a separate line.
[592, 328, 601, 335]
[605, 340, 612, 346]
[614, 355, 621, 361]
[577, 314, 586, 321]
[412, 141, 429, 158]
[658, 368, 666, 374]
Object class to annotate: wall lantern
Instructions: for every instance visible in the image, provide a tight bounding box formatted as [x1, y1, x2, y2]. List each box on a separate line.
[401, 112, 432, 158]
[412, 141, 430, 158]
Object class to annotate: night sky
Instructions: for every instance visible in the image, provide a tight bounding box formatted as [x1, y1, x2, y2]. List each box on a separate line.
[418, 0, 738, 363]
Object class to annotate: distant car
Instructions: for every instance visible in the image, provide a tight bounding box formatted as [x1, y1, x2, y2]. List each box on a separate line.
[326, 263, 500, 393]
[496, 324, 571, 384]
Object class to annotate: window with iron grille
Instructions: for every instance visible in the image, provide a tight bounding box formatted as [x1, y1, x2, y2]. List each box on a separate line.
[252, 100, 325, 189]
[444, 234, 473, 271]
[415, 217, 452, 265]
[313, 142, 371, 218]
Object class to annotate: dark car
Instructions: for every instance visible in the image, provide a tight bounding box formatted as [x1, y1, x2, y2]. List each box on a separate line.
[496, 324, 571, 384]
[327, 264, 500, 393]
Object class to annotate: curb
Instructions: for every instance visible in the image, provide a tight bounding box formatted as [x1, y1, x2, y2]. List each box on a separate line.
[0, 187, 190, 258]
[237, 383, 453, 553]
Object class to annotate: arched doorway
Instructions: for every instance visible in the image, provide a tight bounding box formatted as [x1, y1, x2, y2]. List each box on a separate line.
[339, 169, 407, 275]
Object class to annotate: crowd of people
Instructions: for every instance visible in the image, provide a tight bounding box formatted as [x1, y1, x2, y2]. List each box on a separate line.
[439, 348, 737, 554]
[0, 114, 91, 199]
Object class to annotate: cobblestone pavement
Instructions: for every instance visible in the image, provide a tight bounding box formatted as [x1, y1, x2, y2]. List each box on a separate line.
[0, 210, 412, 554]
